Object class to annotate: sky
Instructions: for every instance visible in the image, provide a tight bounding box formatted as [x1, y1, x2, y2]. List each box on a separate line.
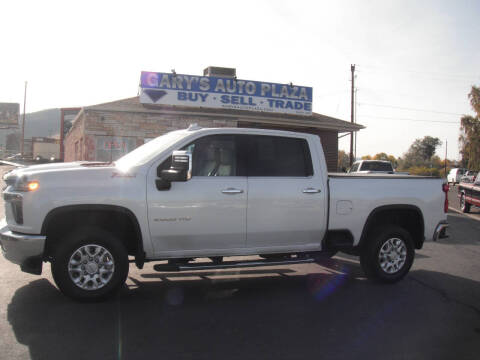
[1, 0, 479, 160]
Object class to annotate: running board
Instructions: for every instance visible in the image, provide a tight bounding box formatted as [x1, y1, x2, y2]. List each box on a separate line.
[153, 257, 316, 272]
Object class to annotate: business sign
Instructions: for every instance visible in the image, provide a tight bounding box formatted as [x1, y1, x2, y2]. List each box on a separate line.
[139, 71, 312, 116]
[0, 102, 19, 125]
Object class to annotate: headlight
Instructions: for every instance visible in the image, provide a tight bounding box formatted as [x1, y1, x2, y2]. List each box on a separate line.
[14, 177, 40, 192]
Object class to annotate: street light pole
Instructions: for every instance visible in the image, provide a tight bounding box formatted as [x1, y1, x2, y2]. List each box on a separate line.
[350, 64, 355, 166]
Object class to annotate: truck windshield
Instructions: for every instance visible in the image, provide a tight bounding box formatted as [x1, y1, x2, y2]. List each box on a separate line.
[115, 131, 187, 171]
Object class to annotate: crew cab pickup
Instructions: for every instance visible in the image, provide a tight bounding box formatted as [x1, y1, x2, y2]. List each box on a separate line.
[0, 125, 449, 301]
[458, 172, 480, 213]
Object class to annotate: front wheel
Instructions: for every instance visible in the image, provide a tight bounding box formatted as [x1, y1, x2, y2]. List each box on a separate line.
[360, 225, 414, 283]
[51, 227, 129, 301]
[460, 194, 471, 213]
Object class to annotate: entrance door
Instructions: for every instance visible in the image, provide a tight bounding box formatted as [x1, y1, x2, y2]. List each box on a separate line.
[147, 134, 247, 255]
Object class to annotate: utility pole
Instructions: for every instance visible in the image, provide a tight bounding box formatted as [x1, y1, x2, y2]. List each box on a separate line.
[354, 87, 358, 160]
[21, 81, 27, 156]
[350, 64, 355, 166]
[444, 139, 448, 178]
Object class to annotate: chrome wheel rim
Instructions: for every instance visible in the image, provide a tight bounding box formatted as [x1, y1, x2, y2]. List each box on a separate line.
[460, 195, 465, 210]
[68, 244, 115, 290]
[378, 238, 407, 274]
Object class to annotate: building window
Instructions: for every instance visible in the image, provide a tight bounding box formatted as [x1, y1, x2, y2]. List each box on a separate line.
[95, 136, 137, 162]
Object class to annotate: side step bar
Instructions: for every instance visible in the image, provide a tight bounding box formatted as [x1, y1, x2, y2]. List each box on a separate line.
[153, 257, 316, 272]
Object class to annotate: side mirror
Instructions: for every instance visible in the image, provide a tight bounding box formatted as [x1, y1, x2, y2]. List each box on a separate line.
[160, 150, 192, 182]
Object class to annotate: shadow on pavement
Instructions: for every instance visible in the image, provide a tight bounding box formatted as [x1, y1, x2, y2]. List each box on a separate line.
[446, 212, 480, 245]
[7, 260, 480, 360]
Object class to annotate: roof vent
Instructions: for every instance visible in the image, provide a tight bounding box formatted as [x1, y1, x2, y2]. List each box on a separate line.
[203, 66, 236, 78]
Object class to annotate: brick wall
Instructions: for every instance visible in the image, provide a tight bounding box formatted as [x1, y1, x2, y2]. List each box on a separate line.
[65, 109, 237, 161]
[64, 112, 85, 162]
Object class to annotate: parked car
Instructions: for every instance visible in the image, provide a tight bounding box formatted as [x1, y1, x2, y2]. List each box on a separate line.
[0, 125, 449, 301]
[458, 172, 480, 213]
[460, 170, 477, 183]
[447, 168, 467, 185]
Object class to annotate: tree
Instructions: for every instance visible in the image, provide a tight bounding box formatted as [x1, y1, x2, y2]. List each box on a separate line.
[459, 86, 480, 171]
[338, 150, 350, 171]
[373, 152, 397, 168]
[361, 155, 372, 160]
[401, 136, 442, 168]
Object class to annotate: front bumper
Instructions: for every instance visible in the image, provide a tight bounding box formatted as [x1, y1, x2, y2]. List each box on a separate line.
[433, 220, 449, 241]
[0, 219, 45, 274]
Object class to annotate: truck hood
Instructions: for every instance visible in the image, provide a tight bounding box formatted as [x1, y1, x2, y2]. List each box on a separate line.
[4, 161, 119, 182]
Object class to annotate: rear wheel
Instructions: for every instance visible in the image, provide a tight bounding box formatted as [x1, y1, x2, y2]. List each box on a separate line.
[51, 227, 129, 301]
[460, 194, 471, 213]
[360, 225, 414, 283]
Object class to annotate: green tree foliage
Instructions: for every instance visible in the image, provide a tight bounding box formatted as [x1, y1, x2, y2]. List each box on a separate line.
[459, 86, 480, 171]
[361, 155, 372, 160]
[400, 136, 442, 168]
[338, 150, 350, 172]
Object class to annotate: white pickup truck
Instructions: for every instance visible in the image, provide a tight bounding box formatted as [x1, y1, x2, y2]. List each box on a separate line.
[1, 125, 449, 301]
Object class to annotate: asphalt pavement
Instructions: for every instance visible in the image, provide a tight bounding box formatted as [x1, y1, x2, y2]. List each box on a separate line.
[0, 165, 479, 360]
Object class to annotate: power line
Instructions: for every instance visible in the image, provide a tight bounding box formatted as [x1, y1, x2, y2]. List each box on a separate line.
[358, 114, 459, 124]
[357, 64, 479, 81]
[358, 102, 464, 116]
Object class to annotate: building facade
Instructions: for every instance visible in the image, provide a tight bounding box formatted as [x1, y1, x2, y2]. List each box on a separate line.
[64, 96, 362, 171]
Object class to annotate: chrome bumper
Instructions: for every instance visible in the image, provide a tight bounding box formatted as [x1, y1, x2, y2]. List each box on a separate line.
[0, 219, 45, 274]
[433, 221, 449, 241]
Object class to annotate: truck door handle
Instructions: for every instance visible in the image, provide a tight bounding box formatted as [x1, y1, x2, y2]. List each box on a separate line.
[222, 188, 244, 194]
[303, 188, 321, 194]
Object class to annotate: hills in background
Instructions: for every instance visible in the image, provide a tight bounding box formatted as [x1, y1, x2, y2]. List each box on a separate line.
[0, 108, 61, 152]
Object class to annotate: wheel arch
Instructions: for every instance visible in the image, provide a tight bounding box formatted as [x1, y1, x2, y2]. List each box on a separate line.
[42, 204, 145, 268]
[358, 205, 425, 250]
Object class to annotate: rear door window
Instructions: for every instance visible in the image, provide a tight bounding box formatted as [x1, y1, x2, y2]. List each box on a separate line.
[246, 135, 313, 177]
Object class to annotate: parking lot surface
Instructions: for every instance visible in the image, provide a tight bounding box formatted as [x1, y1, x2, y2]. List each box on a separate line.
[0, 165, 479, 360]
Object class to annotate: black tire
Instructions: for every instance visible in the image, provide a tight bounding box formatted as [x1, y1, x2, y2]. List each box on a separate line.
[360, 225, 414, 283]
[51, 227, 129, 301]
[460, 193, 471, 213]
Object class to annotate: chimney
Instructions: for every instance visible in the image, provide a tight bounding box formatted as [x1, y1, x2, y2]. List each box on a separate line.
[203, 66, 236, 78]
